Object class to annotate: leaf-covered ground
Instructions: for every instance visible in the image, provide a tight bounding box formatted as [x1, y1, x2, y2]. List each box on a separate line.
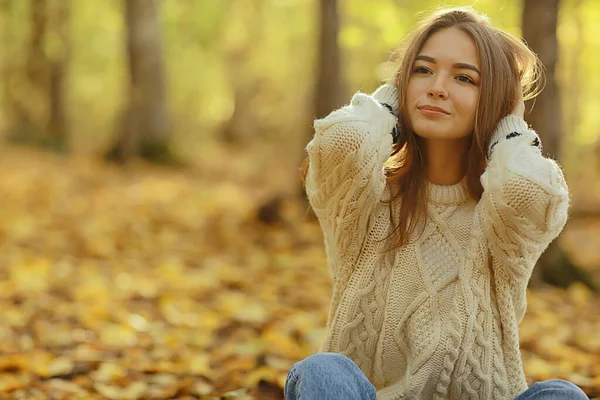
[0, 145, 599, 399]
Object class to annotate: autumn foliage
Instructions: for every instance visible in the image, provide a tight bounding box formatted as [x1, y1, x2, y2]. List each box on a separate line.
[0, 146, 598, 399]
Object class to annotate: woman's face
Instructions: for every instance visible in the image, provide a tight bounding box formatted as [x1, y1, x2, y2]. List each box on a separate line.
[405, 27, 480, 141]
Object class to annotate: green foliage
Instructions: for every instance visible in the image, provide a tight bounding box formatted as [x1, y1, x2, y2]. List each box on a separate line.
[1, 0, 599, 172]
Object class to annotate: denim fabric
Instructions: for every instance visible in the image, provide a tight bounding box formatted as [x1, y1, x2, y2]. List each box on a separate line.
[515, 379, 589, 400]
[284, 352, 589, 400]
[284, 352, 376, 400]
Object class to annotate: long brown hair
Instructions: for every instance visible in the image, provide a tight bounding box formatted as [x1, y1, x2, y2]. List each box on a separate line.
[300, 6, 544, 251]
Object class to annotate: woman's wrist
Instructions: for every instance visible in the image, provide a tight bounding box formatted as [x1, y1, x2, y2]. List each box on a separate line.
[487, 115, 538, 159]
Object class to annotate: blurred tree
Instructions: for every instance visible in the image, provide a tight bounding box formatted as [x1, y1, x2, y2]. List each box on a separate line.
[298, 0, 345, 202]
[4, 0, 69, 151]
[0, 0, 13, 131]
[219, 0, 264, 145]
[23, 0, 49, 139]
[315, 0, 344, 120]
[48, 0, 70, 147]
[105, 0, 175, 164]
[523, 0, 598, 291]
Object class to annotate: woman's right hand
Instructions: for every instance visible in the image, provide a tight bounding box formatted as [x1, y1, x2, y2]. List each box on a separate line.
[371, 83, 400, 144]
[372, 83, 399, 115]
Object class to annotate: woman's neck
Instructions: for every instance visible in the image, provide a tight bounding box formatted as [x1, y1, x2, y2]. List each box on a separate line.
[420, 136, 471, 185]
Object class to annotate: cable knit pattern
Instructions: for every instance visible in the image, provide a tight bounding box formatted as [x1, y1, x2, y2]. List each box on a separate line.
[304, 84, 570, 400]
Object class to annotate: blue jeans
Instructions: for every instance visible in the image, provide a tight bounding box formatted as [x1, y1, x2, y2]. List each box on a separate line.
[284, 352, 589, 400]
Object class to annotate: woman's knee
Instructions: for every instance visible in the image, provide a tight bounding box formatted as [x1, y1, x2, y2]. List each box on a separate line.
[285, 352, 375, 400]
[285, 352, 354, 394]
[303, 352, 354, 365]
[291, 352, 355, 374]
[532, 379, 588, 399]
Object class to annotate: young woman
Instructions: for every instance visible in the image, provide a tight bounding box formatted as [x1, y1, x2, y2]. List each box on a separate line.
[285, 7, 588, 400]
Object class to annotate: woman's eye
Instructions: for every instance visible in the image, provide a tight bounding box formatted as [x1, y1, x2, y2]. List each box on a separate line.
[413, 66, 430, 74]
[456, 75, 474, 84]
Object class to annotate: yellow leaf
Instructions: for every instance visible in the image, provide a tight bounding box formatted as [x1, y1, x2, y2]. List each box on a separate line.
[10, 257, 51, 294]
[567, 282, 593, 307]
[233, 302, 269, 325]
[190, 380, 214, 396]
[265, 354, 294, 371]
[0, 354, 28, 372]
[197, 309, 223, 331]
[44, 356, 74, 378]
[0, 373, 27, 391]
[126, 313, 149, 332]
[243, 365, 279, 387]
[223, 356, 255, 373]
[45, 379, 87, 395]
[190, 329, 214, 348]
[30, 351, 54, 377]
[523, 355, 554, 380]
[94, 381, 147, 400]
[91, 362, 128, 382]
[3, 307, 29, 328]
[188, 353, 212, 376]
[100, 324, 138, 348]
[574, 332, 600, 352]
[566, 372, 595, 387]
[262, 328, 306, 360]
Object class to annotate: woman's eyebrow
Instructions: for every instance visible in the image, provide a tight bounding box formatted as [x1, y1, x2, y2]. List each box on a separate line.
[415, 55, 480, 75]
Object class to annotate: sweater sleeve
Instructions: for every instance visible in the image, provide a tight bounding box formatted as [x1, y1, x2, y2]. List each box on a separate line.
[304, 84, 398, 283]
[480, 115, 570, 322]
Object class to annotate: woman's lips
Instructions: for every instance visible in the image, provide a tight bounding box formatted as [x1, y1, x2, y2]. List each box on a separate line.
[418, 106, 450, 117]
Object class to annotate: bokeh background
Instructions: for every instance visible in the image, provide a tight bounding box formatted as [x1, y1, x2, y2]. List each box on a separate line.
[0, 0, 599, 399]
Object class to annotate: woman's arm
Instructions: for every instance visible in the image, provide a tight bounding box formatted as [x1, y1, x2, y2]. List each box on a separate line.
[304, 84, 398, 282]
[480, 115, 570, 322]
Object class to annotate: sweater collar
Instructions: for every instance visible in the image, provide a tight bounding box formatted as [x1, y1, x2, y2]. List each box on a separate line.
[427, 177, 468, 204]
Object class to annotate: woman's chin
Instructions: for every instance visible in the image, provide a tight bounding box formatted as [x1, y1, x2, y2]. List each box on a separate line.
[413, 129, 451, 140]
[412, 124, 471, 141]
[411, 120, 449, 137]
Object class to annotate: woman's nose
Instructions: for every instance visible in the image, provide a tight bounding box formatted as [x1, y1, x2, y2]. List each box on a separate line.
[428, 78, 448, 99]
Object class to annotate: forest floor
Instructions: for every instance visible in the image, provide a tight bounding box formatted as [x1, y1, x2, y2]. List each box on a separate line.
[0, 144, 598, 399]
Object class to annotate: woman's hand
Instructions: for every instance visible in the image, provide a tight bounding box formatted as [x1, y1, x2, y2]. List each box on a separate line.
[511, 88, 525, 118]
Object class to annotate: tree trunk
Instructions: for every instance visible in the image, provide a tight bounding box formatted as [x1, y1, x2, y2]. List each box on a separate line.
[27, 0, 48, 102]
[219, 0, 264, 145]
[16, 0, 49, 140]
[0, 0, 13, 137]
[3, 0, 68, 150]
[521, 0, 596, 292]
[106, 0, 173, 164]
[314, 0, 343, 120]
[47, 0, 70, 151]
[522, 0, 561, 161]
[298, 0, 344, 202]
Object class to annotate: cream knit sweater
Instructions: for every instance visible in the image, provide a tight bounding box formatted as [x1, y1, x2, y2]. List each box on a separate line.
[304, 84, 570, 400]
